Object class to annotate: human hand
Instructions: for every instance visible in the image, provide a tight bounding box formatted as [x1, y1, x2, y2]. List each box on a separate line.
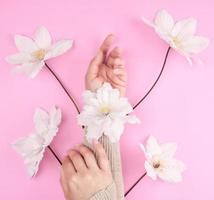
[85, 34, 127, 96]
[60, 140, 113, 200]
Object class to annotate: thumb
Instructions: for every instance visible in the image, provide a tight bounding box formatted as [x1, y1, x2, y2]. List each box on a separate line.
[86, 50, 104, 81]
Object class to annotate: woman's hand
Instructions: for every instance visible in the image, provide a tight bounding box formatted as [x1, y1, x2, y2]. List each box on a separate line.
[85, 34, 127, 96]
[60, 140, 113, 200]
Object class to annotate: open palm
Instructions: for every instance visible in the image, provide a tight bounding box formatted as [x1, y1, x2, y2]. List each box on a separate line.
[85, 34, 127, 96]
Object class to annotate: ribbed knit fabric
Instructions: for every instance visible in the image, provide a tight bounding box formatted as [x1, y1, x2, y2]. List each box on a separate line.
[89, 182, 117, 200]
[84, 134, 124, 200]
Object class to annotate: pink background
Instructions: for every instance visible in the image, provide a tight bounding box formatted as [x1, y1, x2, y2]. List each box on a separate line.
[0, 0, 213, 199]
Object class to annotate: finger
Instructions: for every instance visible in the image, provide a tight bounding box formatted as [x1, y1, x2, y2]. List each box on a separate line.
[62, 156, 77, 175]
[107, 57, 125, 68]
[113, 68, 127, 82]
[86, 51, 104, 81]
[109, 47, 122, 58]
[78, 145, 99, 169]
[92, 139, 110, 172]
[68, 150, 87, 172]
[86, 34, 115, 81]
[106, 71, 126, 87]
[100, 34, 115, 55]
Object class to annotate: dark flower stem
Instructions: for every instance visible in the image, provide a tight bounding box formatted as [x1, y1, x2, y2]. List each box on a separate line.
[48, 146, 62, 165]
[45, 62, 80, 114]
[125, 172, 147, 197]
[133, 47, 171, 110]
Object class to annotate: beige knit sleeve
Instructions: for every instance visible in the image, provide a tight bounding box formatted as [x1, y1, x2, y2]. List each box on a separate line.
[89, 181, 117, 200]
[84, 134, 124, 200]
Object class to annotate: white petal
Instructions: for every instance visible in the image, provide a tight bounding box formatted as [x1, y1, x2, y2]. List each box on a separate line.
[158, 169, 182, 182]
[145, 161, 157, 180]
[79, 82, 139, 143]
[34, 108, 49, 134]
[158, 158, 185, 182]
[14, 34, 38, 53]
[86, 125, 103, 143]
[160, 143, 177, 158]
[12, 134, 44, 156]
[154, 9, 174, 35]
[12, 133, 46, 177]
[146, 135, 162, 155]
[13, 61, 44, 79]
[184, 54, 193, 65]
[181, 36, 209, 54]
[45, 107, 62, 144]
[5, 53, 32, 65]
[125, 115, 141, 124]
[142, 17, 156, 29]
[45, 40, 73, 60]
[34, 26, 52, 49]
[106, 119, 124, 142]
[140, 143, 146, 153]
[25, 149, 45, 177]
[49, 107, 62, 128]
[172, 18, 197, 39]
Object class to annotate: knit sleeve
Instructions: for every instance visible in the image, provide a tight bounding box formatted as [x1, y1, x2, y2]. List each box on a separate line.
[89, 181, 117, 200]
[84, 134, 124, 200]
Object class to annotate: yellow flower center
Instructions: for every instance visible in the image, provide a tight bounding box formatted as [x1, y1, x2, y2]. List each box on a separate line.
[172, 37, 182, 49]
[100, 105, 110, 115]
[32, 49, 46, 60]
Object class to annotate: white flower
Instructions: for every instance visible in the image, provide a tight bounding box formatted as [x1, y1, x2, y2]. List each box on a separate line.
[6, 26, 73, 78]
[143, 9, 209, 65]
[12, 106, 62, 177]
[140, 135, 185, 183]
[78, 82, 140, 143]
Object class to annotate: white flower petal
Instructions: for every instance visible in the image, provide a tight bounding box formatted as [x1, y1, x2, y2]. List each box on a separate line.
[78, 82, 139, 143]
[34, 26, 52, 49]
[125, 115, 141, 124]
[5, 53, 32, 65]
[12, 107, 62, 177]
[160, 142, 177, 158]
[172, 18, 197, 39]
[25, 148, 45, 177]
[34, 108, 49, 134]
[12, 133, 45, 177]
[140, 143, 146, 153]
[13, 61, 44, 79]
[142, 17, 156, 28]
[154, 9, 174, 35]
[144, 9, 209, 62]
[158, 159, 185, 183]
[181, 36, 209, 54]
[106, 119, 124, 142]
[12, 134, 44, 156]
[86, 125, 103, 143]
[14, 34, 38, 53]
[142, 135, 185, 183]
[45, 40, 73, 60]
[145, 161, 157, 180]
[49, 107, 62, 128]
[146, 135, 162, 155]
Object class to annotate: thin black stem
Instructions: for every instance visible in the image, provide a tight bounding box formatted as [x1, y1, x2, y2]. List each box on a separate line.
[125, 172, 147, 197]
[48, 146, 62, 165]
[133, 47, 171, 110]
[45, 63, 80, 114]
